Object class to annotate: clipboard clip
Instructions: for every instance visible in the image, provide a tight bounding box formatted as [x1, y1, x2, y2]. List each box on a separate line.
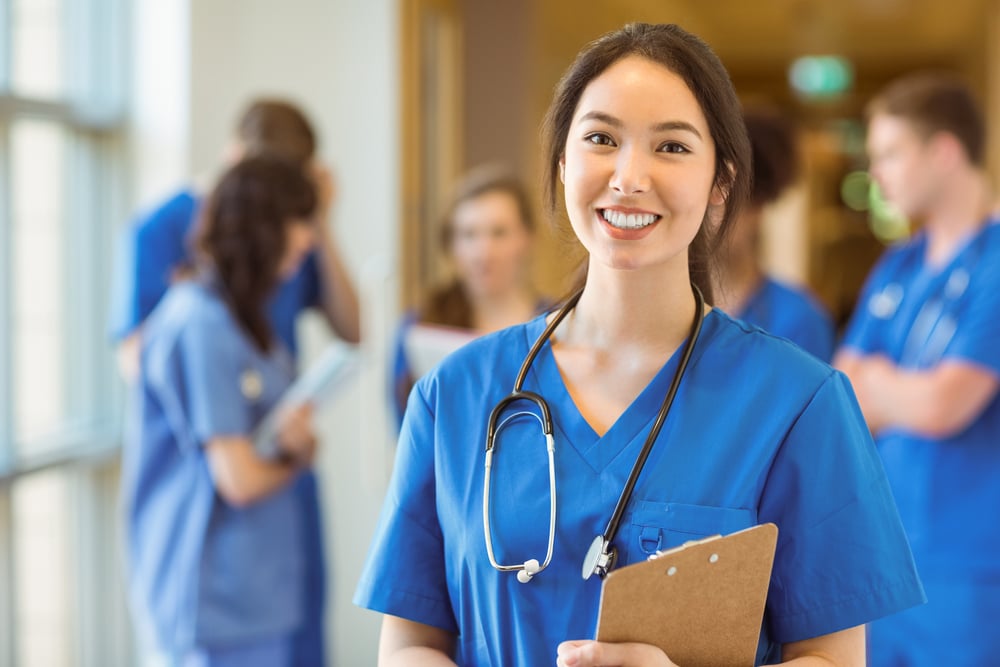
[647, 534, 723, 561]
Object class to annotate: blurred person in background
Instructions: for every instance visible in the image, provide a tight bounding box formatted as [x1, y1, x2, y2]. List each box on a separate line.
[124, 156, 322, 666]
[712, 107, 835, 361]
[834, 72, 1000, 666]
[389, 166, 547, 427]
[110, 99, 358, 667]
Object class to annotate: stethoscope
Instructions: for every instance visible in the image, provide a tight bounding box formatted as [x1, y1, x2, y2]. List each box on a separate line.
[869, 222, 991, 368]
[483, 284, 705, 583]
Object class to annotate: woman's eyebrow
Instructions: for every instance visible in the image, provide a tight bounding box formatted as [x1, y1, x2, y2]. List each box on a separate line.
[578, 111, 702, 140]
[652, 120, 702, 139]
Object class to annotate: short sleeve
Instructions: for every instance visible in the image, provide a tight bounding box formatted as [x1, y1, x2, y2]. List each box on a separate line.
[941, 257, 1000, 374]
[759, 371, 925, 643]
[177, 315, 255, 443]
[108, 194, 196, 340]
[353, 381, 458, 633]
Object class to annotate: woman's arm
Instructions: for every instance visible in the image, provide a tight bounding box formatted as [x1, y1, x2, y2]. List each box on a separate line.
[555, 625, 864, 667]
[205, 403, 317, 507]
[310, 162, 361, 343]
[378, 615, 456, 667]
[775, 625, 865, 666]
[205, 436, 300, 507]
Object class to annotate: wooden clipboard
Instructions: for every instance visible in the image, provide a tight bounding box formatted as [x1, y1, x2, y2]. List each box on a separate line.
[595, 523, 778, 667]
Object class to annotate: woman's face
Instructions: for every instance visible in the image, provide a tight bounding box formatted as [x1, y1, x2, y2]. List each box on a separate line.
[277, 219, 316, 279]
[449, 190, 532, 299]
[560, 55, 720, 274]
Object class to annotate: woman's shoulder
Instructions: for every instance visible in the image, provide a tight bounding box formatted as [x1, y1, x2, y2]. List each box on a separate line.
[144, 281, 244, 354]
[704, 309, 836, 386]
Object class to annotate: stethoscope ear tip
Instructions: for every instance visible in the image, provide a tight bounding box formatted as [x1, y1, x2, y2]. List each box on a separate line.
[517, 558, 541, 584]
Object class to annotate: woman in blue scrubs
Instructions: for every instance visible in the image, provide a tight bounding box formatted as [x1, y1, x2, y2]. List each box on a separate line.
[355, 23, 924, 666]
[390, 167, 547, 428]
[835, 72, 1000, 667]
[713, 108, 835, 362]
[124, 156, 322, 666]
[111, 100, 359, 667]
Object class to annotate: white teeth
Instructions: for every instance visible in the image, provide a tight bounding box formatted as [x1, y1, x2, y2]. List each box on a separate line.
[601, 209, 658, 229]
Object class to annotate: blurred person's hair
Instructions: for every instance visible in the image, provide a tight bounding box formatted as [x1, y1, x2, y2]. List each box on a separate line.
[237, 98, 317, 165]
[866, 72, 985, 166]
[744, 107, 800, 207]
[196, 155, 317, 350]
[421, 165, 535, 328]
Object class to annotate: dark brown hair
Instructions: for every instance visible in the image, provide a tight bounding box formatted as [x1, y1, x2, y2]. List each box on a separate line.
[195, 156, 317, 350]
[866, 72, 985, 166]
[420, 166, 535, 328]
[237, 99, 317, 166]
[541, 23, 752, 303]
[744, 107, 800, 207]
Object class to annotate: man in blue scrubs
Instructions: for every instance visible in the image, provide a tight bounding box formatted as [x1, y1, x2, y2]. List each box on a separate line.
[835, 73, 1000, 666]
[713, 108, 835, 361]
[111, 99, 360, 667]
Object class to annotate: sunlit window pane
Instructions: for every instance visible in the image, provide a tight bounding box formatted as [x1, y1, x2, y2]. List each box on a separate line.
[12, 470, 74, 667]
[11, 119, 67, 451]
[11, 0, 66, 99]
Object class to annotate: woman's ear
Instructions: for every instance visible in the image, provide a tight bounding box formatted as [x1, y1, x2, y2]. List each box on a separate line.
[709, 183, 728, 207]
[559, 157, 566, 184]
[710, 161, 736, 206]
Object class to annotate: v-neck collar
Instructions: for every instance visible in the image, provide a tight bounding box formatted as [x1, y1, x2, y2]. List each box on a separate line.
[519, 309, 721, 472]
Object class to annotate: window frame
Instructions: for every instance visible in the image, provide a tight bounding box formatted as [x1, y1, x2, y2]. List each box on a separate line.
[0, 0, 134, 665]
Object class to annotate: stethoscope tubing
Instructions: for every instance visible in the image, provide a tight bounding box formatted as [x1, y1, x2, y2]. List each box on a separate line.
[482, 284, 705, 581]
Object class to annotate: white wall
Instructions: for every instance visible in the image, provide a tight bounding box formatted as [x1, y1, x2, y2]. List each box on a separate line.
[129, 0, 190, 207]
[132, 2, 400, 664]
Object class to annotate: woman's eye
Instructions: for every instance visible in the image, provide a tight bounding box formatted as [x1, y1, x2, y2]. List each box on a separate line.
[585, 133, 615, 147]
[659, 142, 689, 154]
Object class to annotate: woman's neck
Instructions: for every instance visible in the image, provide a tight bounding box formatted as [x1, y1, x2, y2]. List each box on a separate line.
[558, 260, 698, 356]
[470, 286, 538, 333]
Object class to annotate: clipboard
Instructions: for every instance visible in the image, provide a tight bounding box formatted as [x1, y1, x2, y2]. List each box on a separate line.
[596, 522, 778, 667]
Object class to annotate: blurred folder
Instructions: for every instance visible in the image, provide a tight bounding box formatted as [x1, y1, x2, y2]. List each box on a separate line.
[596, 523, 778, 667]
[404, 323, 476, 378]
[253, 341, 360, 458]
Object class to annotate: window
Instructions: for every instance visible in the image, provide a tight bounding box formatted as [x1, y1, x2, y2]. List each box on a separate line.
[1, 0, 131, 664]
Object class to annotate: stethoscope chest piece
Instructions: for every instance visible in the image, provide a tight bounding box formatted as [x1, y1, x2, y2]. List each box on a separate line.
[582, 534, 617, 580]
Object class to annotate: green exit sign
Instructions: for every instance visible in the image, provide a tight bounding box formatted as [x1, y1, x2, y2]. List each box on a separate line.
[789, 56, 854, 99]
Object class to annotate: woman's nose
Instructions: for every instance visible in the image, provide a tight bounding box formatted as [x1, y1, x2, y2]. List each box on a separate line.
[610, 146, 651, 195]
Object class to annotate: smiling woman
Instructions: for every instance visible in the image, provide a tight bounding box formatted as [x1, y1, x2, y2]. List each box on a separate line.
[355, 23, 925, 667]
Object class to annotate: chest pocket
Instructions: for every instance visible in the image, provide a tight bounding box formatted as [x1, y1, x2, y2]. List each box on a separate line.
[621, 501, 755, 566]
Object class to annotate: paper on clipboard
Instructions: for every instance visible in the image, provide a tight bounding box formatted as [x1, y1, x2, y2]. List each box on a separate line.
[403, 323, 477, 378]
[252, 341, 360, 458]
[596, 522, 778, 667]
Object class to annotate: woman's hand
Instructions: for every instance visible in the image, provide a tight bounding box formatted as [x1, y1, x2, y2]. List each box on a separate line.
[276, 402, 317, 467]
[556, 640, 678, 667]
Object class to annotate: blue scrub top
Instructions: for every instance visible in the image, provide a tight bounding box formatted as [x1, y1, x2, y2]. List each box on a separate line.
[841, 221, 1000, 666]
[355, 309, 924, 665]
[108, 187, 323, 356]
[123, 280, 304, 652]
[735, 277, 835, 362]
